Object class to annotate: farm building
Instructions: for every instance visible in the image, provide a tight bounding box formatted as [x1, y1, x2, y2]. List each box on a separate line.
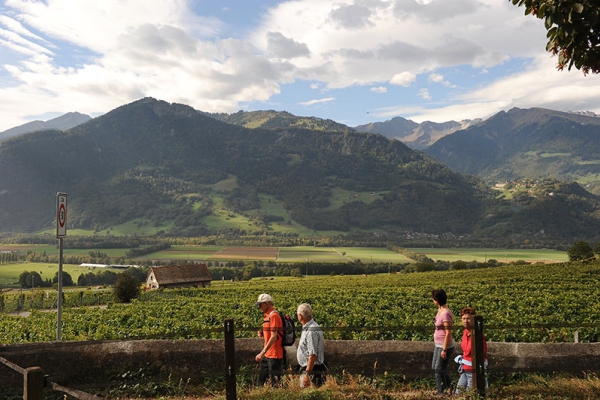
[146, 264, 212, 290]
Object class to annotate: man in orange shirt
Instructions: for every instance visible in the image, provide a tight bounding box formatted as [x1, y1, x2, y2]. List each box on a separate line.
[255, 293, 284, 386]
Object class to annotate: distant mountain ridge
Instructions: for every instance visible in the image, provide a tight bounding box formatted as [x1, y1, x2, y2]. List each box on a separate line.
[354, 117, 481, 149]
[424, 107, 600, 193]
[0, 97, 495, 237]
[208, 109, 355, 132]
[2, 98, 600, 241]
[0, 112, 91, 142]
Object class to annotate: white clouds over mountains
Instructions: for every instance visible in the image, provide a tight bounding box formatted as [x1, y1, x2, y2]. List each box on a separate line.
[0, 0, 599, 131]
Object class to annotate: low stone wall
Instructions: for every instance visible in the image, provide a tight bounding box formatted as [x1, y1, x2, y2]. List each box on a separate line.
[1, 339, 599, 390]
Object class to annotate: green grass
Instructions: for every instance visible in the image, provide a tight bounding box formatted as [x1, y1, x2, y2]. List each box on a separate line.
[144, 246, 224, 260]
[201, 209, 259, 231]
[6, 244, 568, 265]
[108, 218, 174, 235]
[286, 153, 302, 166]
[323, 187, 386, 210]
[335, 247, 413, 263]
[258, 194, 291, 219]
[408, 248, 568, 263]
[40, 219, 174, 236]
[540, 152, 571, 158]
[213, 174, 239, 191]
[0, 262, 125, 286]
[277, 247, 348, 262]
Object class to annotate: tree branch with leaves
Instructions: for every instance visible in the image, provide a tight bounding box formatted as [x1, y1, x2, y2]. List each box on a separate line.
[511, 0, 600, 74]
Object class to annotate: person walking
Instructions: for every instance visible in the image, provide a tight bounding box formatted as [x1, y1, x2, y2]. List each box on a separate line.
[455, 307, 488, 394]
[296, 303, 326, 387]
[431, 289, 454, 395]
[254, 293, 284, 386]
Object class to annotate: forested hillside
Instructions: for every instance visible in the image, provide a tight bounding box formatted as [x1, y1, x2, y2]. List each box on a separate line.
[2, 98, 600, 242]
[425, 107, 600, 194]
[208, 109, 354, 132]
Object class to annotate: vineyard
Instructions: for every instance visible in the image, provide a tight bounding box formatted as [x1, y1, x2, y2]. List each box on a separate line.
[1, 261, 599, 345]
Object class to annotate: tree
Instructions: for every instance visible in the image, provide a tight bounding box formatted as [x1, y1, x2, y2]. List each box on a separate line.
[510, 0, 600, 74]
[19, 271, 43, 288]
[53, 271, 73, 287]
[567, 240, 594, 261]
[593, 242, 600, 256]
[415, 262, 435, 272]
[18, 271, 30, 288]
[113, 272, 141, 303]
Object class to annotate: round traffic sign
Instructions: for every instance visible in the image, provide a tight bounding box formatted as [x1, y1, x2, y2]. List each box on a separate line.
[58, 203, 66, 228]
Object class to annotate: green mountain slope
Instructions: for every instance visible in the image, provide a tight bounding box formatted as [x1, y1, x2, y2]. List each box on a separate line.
[2, 98, 600, 241]
[425, 107, 600, 193]
[208, 110, 355, 132]
[0, 98, 490, 236]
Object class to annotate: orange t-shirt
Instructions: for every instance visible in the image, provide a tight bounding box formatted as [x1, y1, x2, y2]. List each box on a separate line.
[263, 309, 284, 359]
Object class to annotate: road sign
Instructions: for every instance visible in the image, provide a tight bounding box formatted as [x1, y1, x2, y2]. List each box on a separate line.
[56, 192, 67, 238]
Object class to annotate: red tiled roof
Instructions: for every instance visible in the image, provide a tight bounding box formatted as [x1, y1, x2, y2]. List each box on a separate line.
[150, 264, 212, 285]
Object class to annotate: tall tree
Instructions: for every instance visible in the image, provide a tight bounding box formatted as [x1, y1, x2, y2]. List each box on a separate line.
[567, 240, 594, 261]
[53, 271, 74, 287]
[510, 0, 600, 74]
[113, 272, 141, 303]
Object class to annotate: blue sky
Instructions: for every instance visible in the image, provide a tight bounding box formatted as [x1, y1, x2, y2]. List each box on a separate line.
[1, 0, 599, 132]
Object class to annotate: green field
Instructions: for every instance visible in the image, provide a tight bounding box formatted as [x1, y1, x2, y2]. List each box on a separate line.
[0, 263, 126, 286]
[143, 246, 567, 264]
[408, 248, 568, 263]
[3, 243, 569, 264]
[323, 188, 387, 210]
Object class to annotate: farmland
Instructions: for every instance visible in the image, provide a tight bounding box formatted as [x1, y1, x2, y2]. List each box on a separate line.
[128, 246, 570, 264]
[408, 248, 569, 264]
[1, 243, 569, 264]
[0, 260, 598, 345]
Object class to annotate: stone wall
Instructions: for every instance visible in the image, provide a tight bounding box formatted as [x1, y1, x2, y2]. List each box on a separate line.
[1, 339, 599, 391]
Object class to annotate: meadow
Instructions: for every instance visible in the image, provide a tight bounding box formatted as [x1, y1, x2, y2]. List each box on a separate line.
[407, 248, 569, 263]
[128, 246, 568, 264]
[0, 260, 598, 345]
[0, 263, 123, 286]
[2, 242, 569, 264]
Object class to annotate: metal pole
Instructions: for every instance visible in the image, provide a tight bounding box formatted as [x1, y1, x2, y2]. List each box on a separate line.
[224, 318, 236, 400]
[56, 192, 67, 341]
[473, 315, 486, 397]
[57, 237, 63, 341]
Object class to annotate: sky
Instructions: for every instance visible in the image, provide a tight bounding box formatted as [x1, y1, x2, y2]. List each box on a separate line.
[1, 0, 599, 132]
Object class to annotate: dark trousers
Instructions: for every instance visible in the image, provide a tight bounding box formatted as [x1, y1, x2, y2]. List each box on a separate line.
[258, 357, 283, 386]
[299, 363, 327, 387]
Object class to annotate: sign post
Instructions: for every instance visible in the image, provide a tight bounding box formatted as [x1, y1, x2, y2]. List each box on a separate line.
[56, 193, 67, 341]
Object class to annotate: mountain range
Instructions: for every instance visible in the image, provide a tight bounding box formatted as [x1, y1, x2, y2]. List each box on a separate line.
[0, 112, 91, 143]
[424, 107, 600, 195]
[2, 98, 600, 243]
[354, 118, 481, 149]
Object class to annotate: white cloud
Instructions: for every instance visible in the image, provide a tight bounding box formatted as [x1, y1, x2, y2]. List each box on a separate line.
[1, 0, 600, 131]
[428, 72, 455, 88]
[267, 31, 310, 58]
[370, 86, 387, 93]
[418, 88, 431, 100]
[428, 73, 444, 84]
[299, 97, 335, 106]
[390, 71, 416, 87]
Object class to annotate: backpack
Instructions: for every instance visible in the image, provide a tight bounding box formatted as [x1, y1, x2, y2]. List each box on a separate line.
[274, 310, 296, 346]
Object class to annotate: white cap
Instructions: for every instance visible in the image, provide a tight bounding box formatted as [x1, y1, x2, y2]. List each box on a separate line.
[255, 293, 273, 306]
